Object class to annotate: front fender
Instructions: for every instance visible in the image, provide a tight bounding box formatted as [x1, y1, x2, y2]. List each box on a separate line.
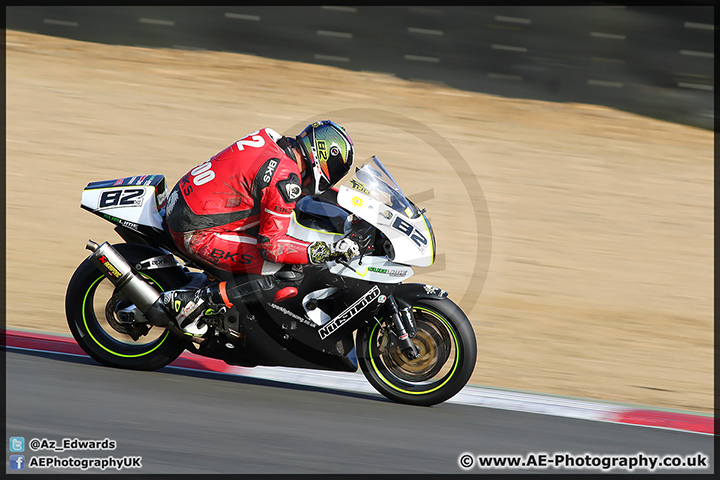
[391, 283, 449, 311]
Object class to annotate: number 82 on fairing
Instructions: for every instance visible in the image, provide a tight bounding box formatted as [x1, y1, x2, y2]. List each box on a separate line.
[392, 216, 427, 250]
[98, 188, 145, 209]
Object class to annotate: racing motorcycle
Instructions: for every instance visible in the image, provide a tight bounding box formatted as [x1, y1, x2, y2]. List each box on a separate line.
[65, 156, 477, 406]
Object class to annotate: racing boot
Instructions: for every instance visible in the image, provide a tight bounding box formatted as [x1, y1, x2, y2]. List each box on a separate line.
[157, 276, 279, 335]
[160, 287, 217, 336]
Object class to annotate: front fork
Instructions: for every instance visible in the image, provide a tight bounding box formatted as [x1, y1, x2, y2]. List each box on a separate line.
[386, 295, 421, 360]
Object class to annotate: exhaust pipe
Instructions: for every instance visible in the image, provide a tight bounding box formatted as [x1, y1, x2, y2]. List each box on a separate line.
[85, 240, 178, 331]
[86, 240, 161, 311]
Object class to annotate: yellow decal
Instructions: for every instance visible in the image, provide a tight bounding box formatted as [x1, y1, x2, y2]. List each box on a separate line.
[98, 255, 122, 279]
[349, 179, 371, 195]
[105, 263, 122, 279]
[316, 140, 328, 161]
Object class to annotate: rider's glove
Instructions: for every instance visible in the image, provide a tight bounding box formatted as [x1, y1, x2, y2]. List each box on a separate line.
[332, 237, 361, 261]
[308, 238, 360, 264]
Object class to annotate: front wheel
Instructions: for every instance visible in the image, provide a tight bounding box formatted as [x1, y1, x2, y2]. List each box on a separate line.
[358, 297, 477, 406]
[65, 243, 188, 370]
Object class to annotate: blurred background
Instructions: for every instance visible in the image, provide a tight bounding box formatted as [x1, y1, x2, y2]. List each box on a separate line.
[5, 6, 714, 415]
[6, 5, 715, 129]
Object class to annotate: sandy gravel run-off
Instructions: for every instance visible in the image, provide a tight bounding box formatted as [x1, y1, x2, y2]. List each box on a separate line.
[5, 31, 713, 413]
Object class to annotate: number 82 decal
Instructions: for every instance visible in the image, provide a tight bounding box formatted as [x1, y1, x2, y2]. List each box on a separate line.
[98, 188, 145, 209]
[392, 217, 427, 250]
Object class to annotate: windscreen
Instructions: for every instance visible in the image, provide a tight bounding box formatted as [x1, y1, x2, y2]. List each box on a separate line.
[344, 156, 420, 219]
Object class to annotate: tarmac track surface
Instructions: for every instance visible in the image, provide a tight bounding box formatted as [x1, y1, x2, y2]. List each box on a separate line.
[5, 350, 713, 475]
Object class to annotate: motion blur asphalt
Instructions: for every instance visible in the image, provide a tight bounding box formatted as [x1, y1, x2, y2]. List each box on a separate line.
[6, 350, 713, 474]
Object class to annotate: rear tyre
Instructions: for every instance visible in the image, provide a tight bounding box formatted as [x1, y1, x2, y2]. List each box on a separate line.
[358, 297, 477, 406]
[65, 243, 189, 370]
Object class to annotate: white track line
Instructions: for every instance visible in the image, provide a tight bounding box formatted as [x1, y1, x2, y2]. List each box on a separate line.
[225, 12, 261, 21]
[495, 15, 531, 25]
[43, 19, 79, 27]
[139, 18, 175, 26]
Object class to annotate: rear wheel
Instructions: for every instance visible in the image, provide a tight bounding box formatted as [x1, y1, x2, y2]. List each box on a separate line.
[65, 243, 188, 370]
[358, 297, 476, 406]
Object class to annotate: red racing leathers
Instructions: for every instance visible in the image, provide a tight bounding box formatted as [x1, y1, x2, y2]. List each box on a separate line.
[165, 128, 311, 275]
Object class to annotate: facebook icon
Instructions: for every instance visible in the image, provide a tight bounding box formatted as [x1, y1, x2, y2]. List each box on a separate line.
[9, 455, 25, 470]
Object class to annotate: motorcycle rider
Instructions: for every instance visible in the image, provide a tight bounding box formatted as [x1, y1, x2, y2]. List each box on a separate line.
[156, 120, 359, 335]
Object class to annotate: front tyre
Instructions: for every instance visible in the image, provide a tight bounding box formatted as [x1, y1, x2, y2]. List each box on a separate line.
[65, 243, 188, 370]
[358, 297, 477, 406]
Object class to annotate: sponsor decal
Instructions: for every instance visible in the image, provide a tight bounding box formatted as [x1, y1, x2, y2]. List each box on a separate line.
[367, 266, 408, 277]
[285, 182, 302, 200]
[118, 219, 140, 230]
[263, 159, 279, 183]
[177, 298, 203, 324]
[179, 173, 194, 196]
[166, 189, 179, 214]
[155, 184, 168, 210]
[350, 178, 371, 195]
[268, 303, 317, 328]
[277, 174, 302, 203]
[318, 285, 381, 339]
[351, 196, 364, 207]
[423, 284, 448, 297]
[100, 214, 138, 231]
[101, 213, 121, 223]
[209, 249, 253, 264]
[380, 210, 393, 220]
[274, 205, 293, 214]
[98, 255, 122, 279]
[137, 255, 177, 270]
[388, 269, 408, 278]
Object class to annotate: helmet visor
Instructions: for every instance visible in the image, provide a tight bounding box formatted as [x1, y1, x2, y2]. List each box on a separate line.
[317, 140, 351, 184]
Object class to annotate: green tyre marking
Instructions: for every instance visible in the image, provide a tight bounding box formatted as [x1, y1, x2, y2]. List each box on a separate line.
[82, 274, 170, 358]
[369, 306, 460, 395]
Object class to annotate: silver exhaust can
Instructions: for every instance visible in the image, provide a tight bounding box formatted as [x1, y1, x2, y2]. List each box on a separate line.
[85, 240, 162, 313]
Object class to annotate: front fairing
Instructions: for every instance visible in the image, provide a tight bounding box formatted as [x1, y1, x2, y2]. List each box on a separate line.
[337, 156, 436, 267]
